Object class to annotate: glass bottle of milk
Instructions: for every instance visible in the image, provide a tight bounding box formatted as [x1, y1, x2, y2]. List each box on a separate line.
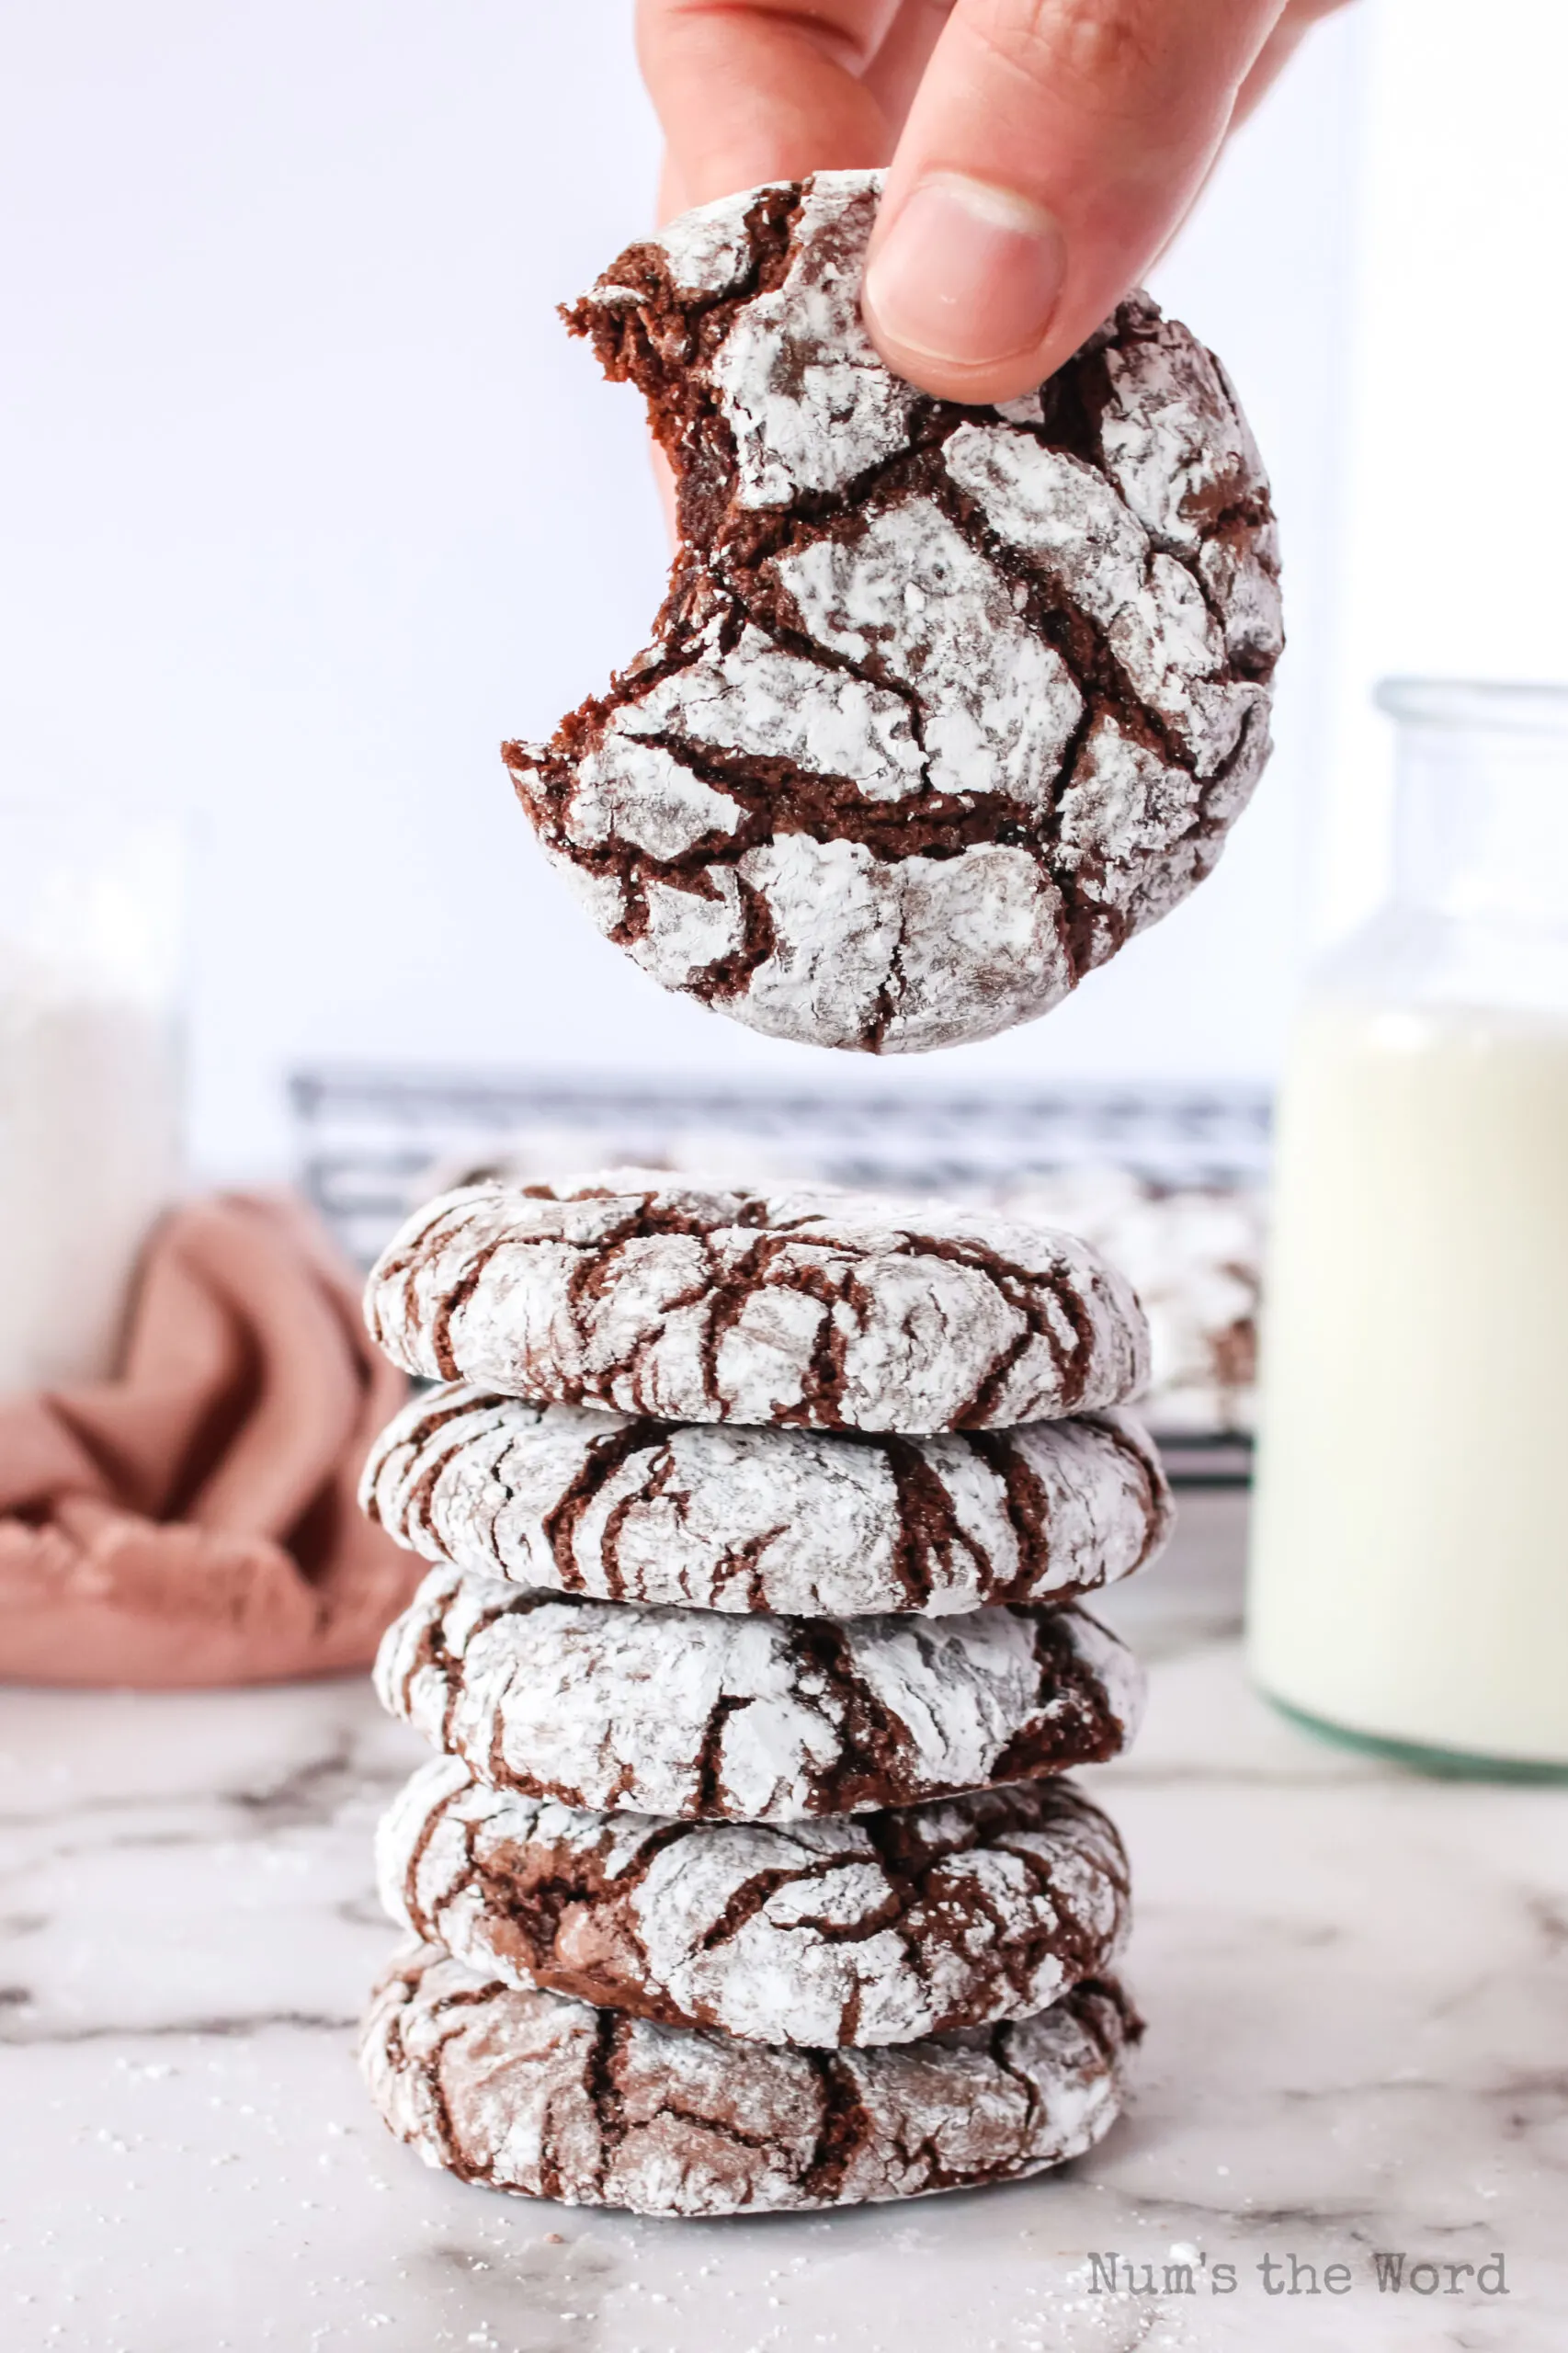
[0, 800, 185, 1393]
[1248, 680, 1568, 1774]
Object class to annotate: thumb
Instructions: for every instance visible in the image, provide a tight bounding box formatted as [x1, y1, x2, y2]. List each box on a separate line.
[863, 0, 1287, 403]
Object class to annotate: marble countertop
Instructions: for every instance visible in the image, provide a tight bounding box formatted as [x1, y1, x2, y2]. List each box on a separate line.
[2, 1491, 1563, 2353]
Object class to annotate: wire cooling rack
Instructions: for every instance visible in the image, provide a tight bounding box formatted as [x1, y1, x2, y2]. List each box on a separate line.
[290, 1063, 1272, 1266]
[290, 1063, 1267, 1489]
[290, 1068, 1271, 1486]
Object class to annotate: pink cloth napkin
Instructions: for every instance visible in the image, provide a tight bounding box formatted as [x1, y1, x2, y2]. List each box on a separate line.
[0, 1193, 418, 1688]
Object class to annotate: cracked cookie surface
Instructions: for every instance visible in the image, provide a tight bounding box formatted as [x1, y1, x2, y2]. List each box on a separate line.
[378, 1756, 1130, 2047]
[362, 1378, 1169, 1617]
[374, 1563, 1144, 1822]
[363, 1172, 1149, 1433]
[506, 169, 1280, 1053]
[361, 1941, 1138, 2213]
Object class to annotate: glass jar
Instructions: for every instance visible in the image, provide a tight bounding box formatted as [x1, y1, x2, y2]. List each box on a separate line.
[1248, 680, 1568, 1774]
[0, 799, 186, 1393]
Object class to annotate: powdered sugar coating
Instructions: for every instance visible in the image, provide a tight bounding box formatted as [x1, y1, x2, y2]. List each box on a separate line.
[378, 1757, 1131, 2047]
[710, 174, 921, 508]
[363, 1172, 1150, 1434]
[1052, 711, 1255, 960]
[361, 1381, 1169, 1617]
[375, 1563, 1145, 1821]
[652, 185, 774, 299]
[1098, 318, 1269, 553]
[942, 424, 1263, 780]
[506, 169, 1280, 1055]
[772, 499, 1083, 808]
[360, 1942, 1137, 2214]
[605, 620, 924, 806]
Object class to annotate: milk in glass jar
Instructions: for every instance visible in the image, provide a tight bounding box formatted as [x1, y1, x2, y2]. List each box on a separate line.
[1249, 681, 1568, 1772]
[0, 801, 184, 1392]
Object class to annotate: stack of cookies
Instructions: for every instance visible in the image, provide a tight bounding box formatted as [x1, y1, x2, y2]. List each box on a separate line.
[354, 1173, 1168, 2219]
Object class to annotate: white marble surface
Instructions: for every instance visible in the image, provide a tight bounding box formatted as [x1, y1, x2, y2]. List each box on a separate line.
[1, 1493, 1564, 2352]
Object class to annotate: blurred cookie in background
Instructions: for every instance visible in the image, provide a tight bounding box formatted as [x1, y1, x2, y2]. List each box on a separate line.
[995, 1167, 1264, 1440]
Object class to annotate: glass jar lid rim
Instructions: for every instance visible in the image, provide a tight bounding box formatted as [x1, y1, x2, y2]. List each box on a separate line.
[1376, 677, 1568, 736]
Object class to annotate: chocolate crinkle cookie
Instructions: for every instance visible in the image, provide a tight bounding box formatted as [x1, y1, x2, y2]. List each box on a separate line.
[378, 1756, 1130, 2048]
[361, 1380, 1170, 1618]
[363, 1172, 1150, 1434]
[361, 1943, 1140, 2216]
[375, 1563, 1144, 1822]
[505, 169, 1281, 1054]
[1000, 1166, 1265, 1435]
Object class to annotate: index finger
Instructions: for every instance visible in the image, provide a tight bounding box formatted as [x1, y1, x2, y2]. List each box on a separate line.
[636, 0, 903, 209]
[863, 0, 1287, 402]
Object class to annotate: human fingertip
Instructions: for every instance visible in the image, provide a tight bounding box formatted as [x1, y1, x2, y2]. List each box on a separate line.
[863, 173, 1067, 401]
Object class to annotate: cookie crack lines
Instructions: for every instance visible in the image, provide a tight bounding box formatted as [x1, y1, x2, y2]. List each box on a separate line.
[379, 1563, 1144, 1823]
[404, 1974, 494, 2182]
[879, 1436, 989, 1609]
[506, 168, 1281, 1053]
[693, 1690, 756, 1815]
[367, 1953, 1142, 2212]
[380, 1761, 1131, 2050]
[539, 1419, 669, 1598]
[360, 1381, 1170, 1618]
[1085, 1415, 1175, 1575]
[355, 1163, 1160, 2211]
[363, 1175, 1152, 1433]
[801, 2050, 876, 2200]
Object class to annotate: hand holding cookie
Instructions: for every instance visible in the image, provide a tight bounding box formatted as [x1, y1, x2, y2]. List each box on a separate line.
[638, 0, 1354, 404]
[506, 176, 1281, 1051]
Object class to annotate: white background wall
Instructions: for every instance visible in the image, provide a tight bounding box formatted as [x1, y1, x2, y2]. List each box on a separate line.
[0, 0, 1443, 1181]
[1325, 0, 1568, 933]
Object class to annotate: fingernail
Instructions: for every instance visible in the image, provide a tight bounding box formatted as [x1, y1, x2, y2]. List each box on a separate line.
[864, 174, 1067, 375]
